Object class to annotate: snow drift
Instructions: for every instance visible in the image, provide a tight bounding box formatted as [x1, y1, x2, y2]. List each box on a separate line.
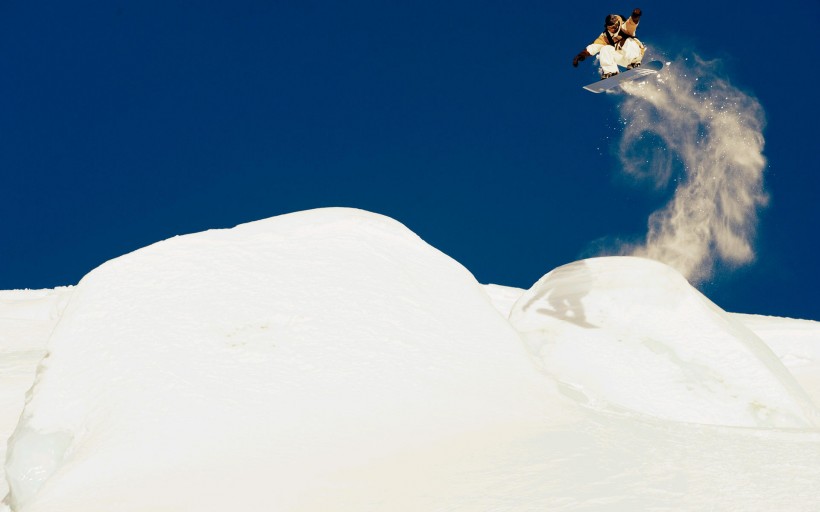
[509, 257, 819, 428]
[4, 208, 559, 511]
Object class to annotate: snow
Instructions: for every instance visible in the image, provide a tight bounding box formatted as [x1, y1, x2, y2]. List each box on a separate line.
[2, 208, 819, 511]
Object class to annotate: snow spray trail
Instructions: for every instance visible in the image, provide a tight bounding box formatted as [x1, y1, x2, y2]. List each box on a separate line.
[616, 53, 768, 283]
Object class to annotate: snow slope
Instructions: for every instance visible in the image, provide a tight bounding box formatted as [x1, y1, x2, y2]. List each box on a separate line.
[733, 313, 820, 401]
[0, 289, 72, 500]
[1, 208, 819, 511]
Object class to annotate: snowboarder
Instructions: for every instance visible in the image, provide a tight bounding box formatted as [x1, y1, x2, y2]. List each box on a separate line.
[573, 8, 644, 79]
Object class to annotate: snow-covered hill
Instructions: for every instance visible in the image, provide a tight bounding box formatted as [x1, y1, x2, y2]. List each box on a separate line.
[2, 208, 819, 511]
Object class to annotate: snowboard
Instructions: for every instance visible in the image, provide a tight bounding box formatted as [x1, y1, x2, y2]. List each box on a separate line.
[583, 60, 663, 93]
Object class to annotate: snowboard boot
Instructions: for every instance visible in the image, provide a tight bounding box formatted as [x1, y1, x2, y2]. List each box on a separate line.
[626, 62, 642, 70]
[600, 71, 619, 80]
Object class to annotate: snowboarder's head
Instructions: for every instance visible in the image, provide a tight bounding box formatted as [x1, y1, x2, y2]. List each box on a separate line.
[604, 14, 622, 33]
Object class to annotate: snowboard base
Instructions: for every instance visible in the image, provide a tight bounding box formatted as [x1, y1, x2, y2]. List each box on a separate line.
[583, 60, 664, 93]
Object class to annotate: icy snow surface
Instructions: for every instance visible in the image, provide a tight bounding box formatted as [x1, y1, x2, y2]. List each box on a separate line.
[1, 208, 819, 511]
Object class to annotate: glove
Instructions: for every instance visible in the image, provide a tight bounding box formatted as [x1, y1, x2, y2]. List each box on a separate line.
[573, 50, 591, 68]
[632, 8, 642, 19]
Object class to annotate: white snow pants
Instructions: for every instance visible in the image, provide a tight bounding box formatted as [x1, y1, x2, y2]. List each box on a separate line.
[598, 39, 642, 74]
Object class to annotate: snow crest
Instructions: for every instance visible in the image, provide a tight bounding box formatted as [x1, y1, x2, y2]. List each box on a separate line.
[509, 256, 820, 429]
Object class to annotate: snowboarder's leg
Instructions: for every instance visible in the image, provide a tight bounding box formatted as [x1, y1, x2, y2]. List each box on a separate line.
[620, 39, 643, 66]
[598, 46, 620, 75]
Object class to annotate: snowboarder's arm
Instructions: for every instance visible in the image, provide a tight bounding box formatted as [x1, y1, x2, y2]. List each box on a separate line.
[586, 41, 606, 56]
[622, 8, 641, 36]
[573, 49, 591, 67]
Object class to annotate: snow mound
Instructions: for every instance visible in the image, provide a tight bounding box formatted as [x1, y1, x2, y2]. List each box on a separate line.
[509, 257, 820, 429]
[4, 208, 557, 512]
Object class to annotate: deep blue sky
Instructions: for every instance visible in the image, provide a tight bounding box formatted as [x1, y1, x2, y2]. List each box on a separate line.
[1, 1, 818, 319]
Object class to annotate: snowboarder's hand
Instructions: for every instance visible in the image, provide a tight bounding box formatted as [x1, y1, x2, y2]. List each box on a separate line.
[573, 50, 590, 68]
[631, 8, 642, 20]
